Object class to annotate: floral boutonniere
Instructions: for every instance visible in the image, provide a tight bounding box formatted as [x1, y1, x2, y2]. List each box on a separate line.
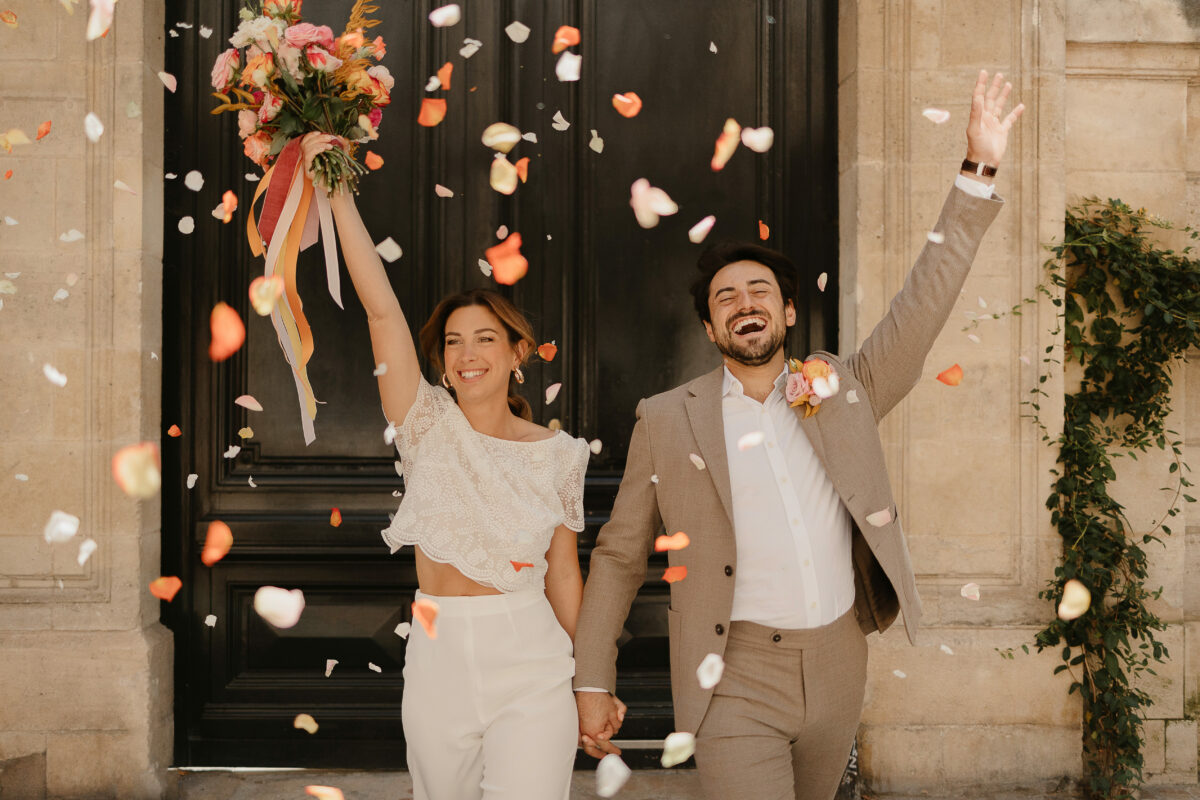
[785, 357, 840, 417]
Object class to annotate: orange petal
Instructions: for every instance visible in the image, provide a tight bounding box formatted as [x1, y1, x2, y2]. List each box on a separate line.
[36, 120, 51, 140]
[936, 363, 964, 386]
[412, 597, 439, 639]
[248, 275, 285, 317]
[436, 61, 453, 91]
[537, 342, 558, 362]
[209, 302, 246, 361]
[418, 98, 447, 127]
[221, 189, 238, 223]
[364, 151, 384, 170]
[112, 442, 162, 499]
[150, 576, 183, 602]
[305, 787, 346, 800]
[514, 157, 529, 183]
[330, 508, 342, 527]
[551, 25, 580, 54]
[655, 532, 691, 552]
[612, 92, 642, 118]
[662, 565, 688, 584]
[485, 232, 528, 286]
[510, 560, 535, 571]
[710, 118, 741, 171]
[758, 220, 769, 240]
[201, 520, 233, 566]
[2, 170, 10, 180]
[167, 424, 182, 438]
[0, 10, 16, 28]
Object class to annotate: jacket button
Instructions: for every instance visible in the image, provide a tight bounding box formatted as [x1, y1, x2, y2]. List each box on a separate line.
[715, 623, 725, 635]
[772, 633, 782, 643]
[724, 565, 733, 576]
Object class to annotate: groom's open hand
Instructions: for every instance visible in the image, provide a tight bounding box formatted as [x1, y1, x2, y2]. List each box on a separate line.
[577, 692, 626, 759]
[965, 69, 1025, 170]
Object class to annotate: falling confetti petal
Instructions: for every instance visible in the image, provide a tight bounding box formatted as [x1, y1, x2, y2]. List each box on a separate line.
[150, 576, 183, 602]
[709, 41, 718, 53]
[383, 422, 396, 447]
[209, 302, 245, 361]
[112, 442, 162, 499]
[178, 216, 195, 234]
[167, 424, 182, 437]
[960, 582, 981, 601]
[245, 172, 260, 182]
[588, 438, 603, 455]
[59, 229, 84, 243]
[940, 644, 954, 655]
[224, 445, 241, 459]
[183, 170, 204, 191]
[164, 172, 176, 180]
[434, 184, 454, 198]
[654, 532, 690, 552]
[936, 364, 963, 386]
[537, 342, 558, 361]
[305, 788, 345, 800]
[369, 662, 382, 672]
[1019, 355, 1031, 365]
[504, 20, 531, 43]
[688, 215, 716, 244]
[234, 394, 263, 412]
[392, 621, 412, 640]
[547, 419, 562, 431]
[866, 508, 892, 527]
[36, 120, 51, 140]
[1057, 578, 1092, 621]
[0, 10, 15, 27]
[689, 453, 706, 470]
[922, 107, 950, 124]
[294, 714, 319, 734]
[44, 510, 80, 543]
[967, 333, 981, 344]
[428, 4, 460, 27]
[329, 508, 342, 527]
[254, 586, 306, 628]
[551, 110, 570, 131]
[248, 275, 285, 316]
[459, 37, 482, 58]
[522, 131, 537, 143]
[544, 383, 562, 404]
[201, 521, 233, 566]
[204, 614, 217, 627]
[551, 25, 580, 53]
[662, 565, 687, 583]
[199, 25, 211, 38]
[418, 98, 447, 127]
[740, 126, 774, 152]
[650, 474, 659, 484]
[711, 118, 741, 171]
[556, 51, 581, 82]
[661, 732, 695, 767]
[478, 258, 493, 277]
[436, 61, 453, 91]
[846, 389, 859, 404]
[482, 122, 522, 153]
[325, 659, 339, 676]
[629, 179, 678, 229]
[113, 179, 136, 194]
[247, 476, 256, 488]
[892, 669, 908, 679]
[496, 225, 509, 239]
[53, 288, 69, 301]
[220, 190, 238, 223]
[596, 754, 631, 799]
[978, 297, 988, 309]
[817, 272, 828, 292]
[84, 112, 104, 141]
[696, 653, 725, 689]
[2, 170, 9, 180]
[412, 597, 439, 638]
[4, 217, 17, 225]
[375, 237, 403, 263]
[489, 155, 519, 195]
[927, 230, 945, 244]
[77, 538, 97, 566]
[511, 560, 535, 571]
[758, 220, 770, 240]
[43, 363, 68, 387]
[485, 233, 528, 285]
[187, 473, 198, 489]
[612, 92, 643, 118]
[364, 152, 384, 170]
[736, 431, 764, 451]
[588, 129, 604, 153]
[158, 72, 177, 92]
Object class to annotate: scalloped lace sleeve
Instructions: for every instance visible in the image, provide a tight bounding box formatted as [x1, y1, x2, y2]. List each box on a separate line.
[558, 436, 591, 532]
[395, 375, 454, 458]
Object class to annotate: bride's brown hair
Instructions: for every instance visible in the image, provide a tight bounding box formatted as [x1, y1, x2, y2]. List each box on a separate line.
[419, 288, 536, 421]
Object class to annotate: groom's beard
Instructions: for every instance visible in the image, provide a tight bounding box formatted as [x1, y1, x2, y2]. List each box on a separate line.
[712, 316, 788, 367]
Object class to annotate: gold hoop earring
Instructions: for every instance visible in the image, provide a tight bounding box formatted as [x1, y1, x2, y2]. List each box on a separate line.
[513, 366, 525, 384]
[441, 373, 452, 389]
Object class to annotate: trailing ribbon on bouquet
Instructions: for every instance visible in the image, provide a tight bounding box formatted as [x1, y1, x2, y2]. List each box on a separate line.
[246, 138, 344, 445]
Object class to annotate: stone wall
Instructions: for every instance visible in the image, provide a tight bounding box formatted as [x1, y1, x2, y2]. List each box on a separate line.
[0, 0, 172, 797]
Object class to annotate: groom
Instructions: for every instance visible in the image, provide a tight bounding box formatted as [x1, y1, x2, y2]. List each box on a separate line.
[574, 71, 1024, 799]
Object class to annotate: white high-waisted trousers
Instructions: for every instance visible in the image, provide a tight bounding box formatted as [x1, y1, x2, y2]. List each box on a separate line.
[402, 589, 578, 800]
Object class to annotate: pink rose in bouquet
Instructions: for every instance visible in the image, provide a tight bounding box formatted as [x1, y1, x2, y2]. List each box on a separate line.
[275, 42, 304, 81]
[305, 47, 343, 73]
[211, 48, 240, 92]
[257, 93, 283, 123]
[371, 35, 386, 58]
[284, 22, 334, 50]
[367, 64, 394, 92]
[368, 107, 383, 128]
[243, 130, 273, 167]
[785, 372, 809, 405]
[237, 108, 258, 139]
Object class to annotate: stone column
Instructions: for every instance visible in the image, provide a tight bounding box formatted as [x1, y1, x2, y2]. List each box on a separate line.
[0, 1, 173, 797]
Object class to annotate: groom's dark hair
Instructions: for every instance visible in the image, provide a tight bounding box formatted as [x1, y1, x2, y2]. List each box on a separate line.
[690, 241, 799, 324]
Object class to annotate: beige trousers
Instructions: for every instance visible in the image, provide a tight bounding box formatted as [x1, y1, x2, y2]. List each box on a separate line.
[694, 610, 867, 800]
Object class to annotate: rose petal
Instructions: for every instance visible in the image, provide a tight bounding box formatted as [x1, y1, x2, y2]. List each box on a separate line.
[53, 288, 69, 301]
[254, 586, 306, 628]
[710, 118, 740, 171]
[113, 179, 137, 195]
[661, 731, 695, 767]
[485, 232, 528, 285]
[544, 382, 562, 404]
[305, 787, 345, 800]
[696, 653, 725, 689]
[224, 445, 241, 459]
[1019, 354, 1031, 366]
[551, 110, 570, 131]
[209, 302, 245, 361]
[595, 753, 631, 798]
[478, 258, 493, 277]
[184, 170, 204, 191]
[364, 151, 384, 170]
[235, 394, 264, 412]
[200, 25, 212, 38]
[248, 275, 285, 316]
[490, 155, 519, 194]
[294, 714, 319, 734]
[739, 126, 774, 152]
[412, 597, 440, 638]
[504, 20, 531, 43]
[927, 230, 945, 244]
[978, 296, 988, 309]
[59, 228, 84, 242]
[393, 621, 412, 639]
[522, 132, 537, 143]
[247, 476, 256, 488]
[688, 215, 716, 244]
[689, 453, 706, 470]
[325, 659, 339, 676]
[157, 71, 177, 92]
[77, 538, 97, 566]
[737, 431, 765, 451]
[846, 389, 859, 404]
[166, 424, 182, 438]
[436, 61, 453, 91]
[936, 363, 964, 386]
[112, 442, 162, 499]
[537, 342, 558, 362]
[629, 178, 678, 229]
[892, 669, 908, 679]
[967, 333, 981, 344]
[0, 10, 16, 28]
[709, 41, 717, 53]
[434, 184, 454, 198]
[940, 644, 954, 655]
[459, 37, 482, 58]
[418, 98, 447, 127]
[514, 157, 529, 183]
[758, 220, 770, 240]
[329, 508, 342, 527]
[205, 614, 217, 627]
[960, 582, 981, 601]
[1057, 578, 1092, 621]
[922, 107, 950, 124]
[199, 521, 233, 566]
[817, 272, 828, 292]
[375, 237, 403, 263]
[374, 363, 388, 377]
[150, 576, 183, 602]
[44, 510, 80, 543]
[555, 51, 581, 82]
[662, 565, 687, 583]
[187, 473, 198, 489]
[650, 474, 659, 484]
[36, 120, 52, 140]
[245, 172, 260, 182]
[220, 189, 237, 223]
[428, 4, 461, 27]
[866, 507, 892, 527]
[588, 129, 604, 153]
[510, 560, 535, 571]
[589, 438, 603, 455]
[43, 363, 68, 387]
[654, 532, 690, 552]
[612, 92, 642, 118]
[84, 112, 104, 142]
[177, 216, 195, 234]
[551, 25, 580, 53]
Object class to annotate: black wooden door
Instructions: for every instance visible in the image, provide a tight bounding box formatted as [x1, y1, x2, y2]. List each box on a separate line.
[163, 0, 837, 768]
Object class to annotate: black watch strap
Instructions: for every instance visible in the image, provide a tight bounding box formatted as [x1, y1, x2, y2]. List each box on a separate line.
[961, 158, 997, 178]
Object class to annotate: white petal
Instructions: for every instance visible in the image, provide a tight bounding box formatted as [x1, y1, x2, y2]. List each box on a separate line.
[224, 445, 241, 459]
[927, 230, 945, 244]
[199, 25, 212, 38]
[504, 20, 531, 43]
[324, 659, 338, 677]
[688, 215, 716, 244]
[555, 51, 581, 82]
[395, 461, 404, 477]
[44, 510, 80, 543]
[490, 155, 519, 194]
[496, 225, 509, 239]
[650, 474, 659, 484]
[589, 439, 603, 455]
[3, 216, 17, 226]
[960, 582, 981, 601]
[967, 333, 981, 344]
[113, 179, 137, 195]
[545, 382, 562, 404]
[736, 431, 764, 451]
[522, 132, 537, 143]
[184, 170, 204, 191]
[157, 71, 178, 93]
[235, 394, 264, 411]
[84, 112, 104, 142]
[14, 473, 29, 481]
[595, 754, 632, 798]
[394, 622, 411, 639]
[244, 172, 260, 182]
[661, 731, 696, 768]
[59, 229, 84, 242]
[253, 586, 306, 628]
[204, 614, 217, 627]
[865, 507, 892, 527]
[689, 453, 706, 470]
[186, 473, 198, 489]
[696, 653, 725, 689]
[709, 41, 718, 53]
[247, 476, 256, 488]
[551, 110, 570, 131]
[428, 4, 461, 27]
[482, 122, 523, 153]
[459, 37, 482, 58]
[817, 272, 828, 292]
[77, 538, 97, 566]
[892, 669, 908, 679]
[368, 662, 382, 673]
[588, 129, 604, 153]
[739, 126, 774, 153]
[629, 178, 678, 228]
[478, 258, 493, 277]
[921, 107, 950, 124]
[164, 172, 177, 180]
[1057, 578, 1092, 621]
[845, 389, 859, 404]
[53, 288, 69, 301]
[940, 644, 954, 655]
[294, 713, 318, 734]
[43, 364, 68, 387]
[177, 216, 195, 234]
[384, 422, 396, 446]
[1019, 355, 1031, 365]
[375, 237, 403, 263]
[374, 363, 388, 376]
[434, 184, 454, 198]
[978, 296, 988, 309]
[424, 76, 441, 92]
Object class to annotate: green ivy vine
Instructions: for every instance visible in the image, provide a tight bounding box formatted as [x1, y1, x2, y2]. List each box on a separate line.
[1023, 198, 1200, 798]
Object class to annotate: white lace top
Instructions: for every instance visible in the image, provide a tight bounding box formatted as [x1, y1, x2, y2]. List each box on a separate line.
[381, 377, 591, 592]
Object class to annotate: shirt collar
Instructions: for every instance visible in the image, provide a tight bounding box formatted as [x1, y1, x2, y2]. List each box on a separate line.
[722, 364, 789, 399]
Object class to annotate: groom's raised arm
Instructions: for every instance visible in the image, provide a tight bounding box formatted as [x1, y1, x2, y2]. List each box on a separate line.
[846, 70, 1023, 421]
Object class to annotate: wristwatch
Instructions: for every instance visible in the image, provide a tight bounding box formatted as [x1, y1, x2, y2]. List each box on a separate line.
[961, 158, 997, 178]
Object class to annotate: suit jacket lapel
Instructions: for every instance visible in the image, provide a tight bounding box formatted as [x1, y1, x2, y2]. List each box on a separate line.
[684, 366, 734, 524]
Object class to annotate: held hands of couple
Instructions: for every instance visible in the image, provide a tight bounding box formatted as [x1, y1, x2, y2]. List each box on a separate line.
[577, 691, 627, 759]
[963, 69, 1025, 179]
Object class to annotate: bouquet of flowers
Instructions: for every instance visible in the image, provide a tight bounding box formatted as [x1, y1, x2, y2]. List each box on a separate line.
[210, 0, 393, 195]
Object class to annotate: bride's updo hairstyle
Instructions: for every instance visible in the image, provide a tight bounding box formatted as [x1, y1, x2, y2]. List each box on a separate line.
[419, 288, 536, 421]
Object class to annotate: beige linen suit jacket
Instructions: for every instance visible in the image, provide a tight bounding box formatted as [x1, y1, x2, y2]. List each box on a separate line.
[573, 184, 1004, 736]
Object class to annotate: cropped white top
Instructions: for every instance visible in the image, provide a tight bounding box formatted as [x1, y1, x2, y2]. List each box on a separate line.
[381, 376, 591, 592]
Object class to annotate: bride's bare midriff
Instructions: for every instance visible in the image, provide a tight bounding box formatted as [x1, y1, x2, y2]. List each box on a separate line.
[414, 546, 503, 597]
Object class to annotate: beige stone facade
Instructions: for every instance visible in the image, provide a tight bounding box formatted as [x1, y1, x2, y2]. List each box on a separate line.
[0, 0, 1198, 797]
